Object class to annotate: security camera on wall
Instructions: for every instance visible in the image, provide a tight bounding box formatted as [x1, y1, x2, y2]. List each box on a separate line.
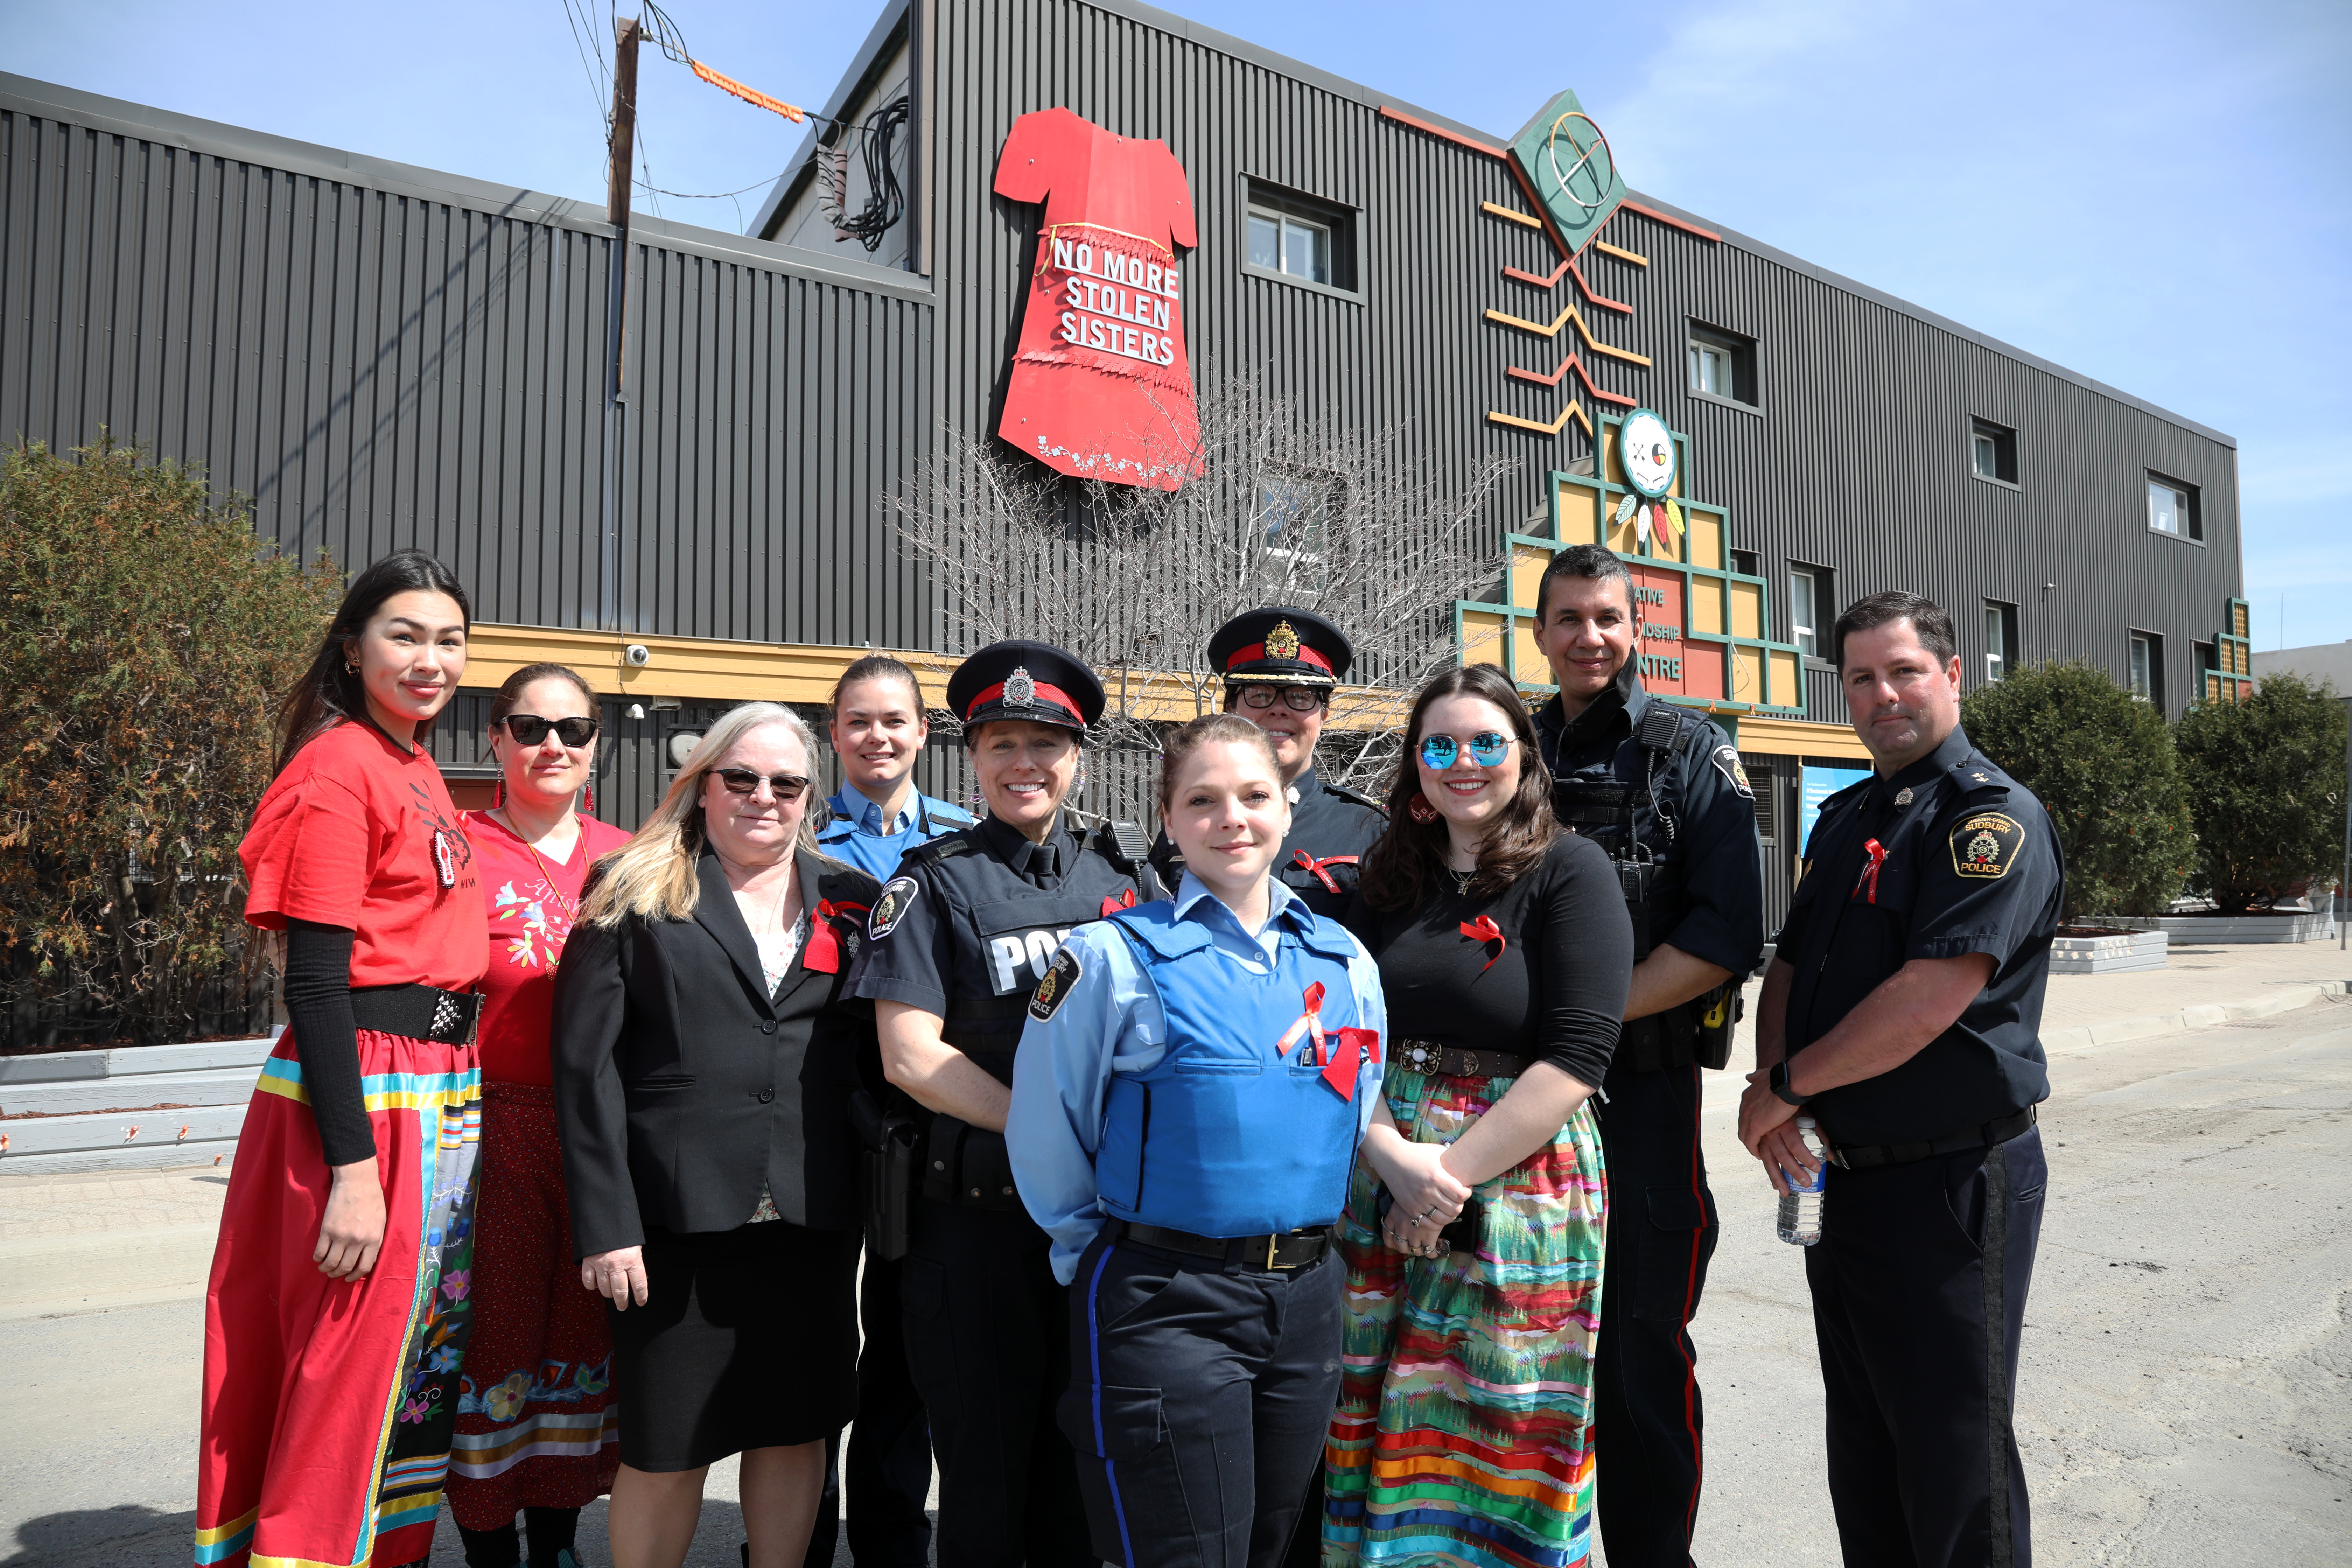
[624, 644, 651, 667]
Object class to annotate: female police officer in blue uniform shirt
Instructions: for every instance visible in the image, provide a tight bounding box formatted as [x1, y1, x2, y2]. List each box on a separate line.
[1007, 712, 1386, 1568]
[849, 639, 1162, 1568]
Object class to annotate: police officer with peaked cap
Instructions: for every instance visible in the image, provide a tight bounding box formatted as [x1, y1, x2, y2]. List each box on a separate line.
[1531, 544, 1764, 1568]
[847, 638, 1164, 1568]
[1150, 607, 1387, 920]
[1740, 592, 2058, 1568]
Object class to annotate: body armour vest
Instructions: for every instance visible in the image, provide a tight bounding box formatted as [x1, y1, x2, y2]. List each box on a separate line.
[1093, 901, 1368, 1238]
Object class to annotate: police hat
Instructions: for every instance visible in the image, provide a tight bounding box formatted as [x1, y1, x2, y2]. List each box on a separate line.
[1206, 607, 1352, 687]
[945, 639, 1104, 734]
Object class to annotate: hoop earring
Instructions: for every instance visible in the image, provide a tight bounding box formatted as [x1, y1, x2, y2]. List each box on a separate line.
[1408, 794, 1440, 825]
[345, 660, 359, 675]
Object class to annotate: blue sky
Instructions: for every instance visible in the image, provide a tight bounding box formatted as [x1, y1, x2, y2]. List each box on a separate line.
[13, 0, 2348, 650]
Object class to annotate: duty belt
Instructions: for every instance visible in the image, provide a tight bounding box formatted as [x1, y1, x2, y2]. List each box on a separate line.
[1394, 1038, 1533, 1079]
[1832, 1105, 2037, 1170]
[1118, 1221, 1332, 1271]
[349, 984, 482, 1046]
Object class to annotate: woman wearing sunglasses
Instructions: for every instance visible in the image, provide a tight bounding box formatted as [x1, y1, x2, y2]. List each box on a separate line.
[447, 664, 629, 1568]
[552, 702, 878, 1568]
[1319, 664, 1632, 1568]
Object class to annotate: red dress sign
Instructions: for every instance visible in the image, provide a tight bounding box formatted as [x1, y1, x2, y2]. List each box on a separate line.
[994, 107, 1198, 490]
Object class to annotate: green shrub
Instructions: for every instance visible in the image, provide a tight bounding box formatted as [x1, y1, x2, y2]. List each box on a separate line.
[1960, 662, 2195, 922]
[2174, 673, 2348, 914]
[0, 438, 340, 1048]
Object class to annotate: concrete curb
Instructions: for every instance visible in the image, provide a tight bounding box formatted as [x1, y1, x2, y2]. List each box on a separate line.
[2042, 979, 2350, 1055]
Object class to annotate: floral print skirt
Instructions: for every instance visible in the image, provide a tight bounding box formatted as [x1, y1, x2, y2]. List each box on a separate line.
[1321, 1064, 1608, 1568]
[195, 1027, 480, 1568]
[445, 1082, 619, 1526]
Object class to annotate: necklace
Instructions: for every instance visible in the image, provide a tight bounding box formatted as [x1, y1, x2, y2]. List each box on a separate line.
[492, 807, 583, 926]
[1448, 862, 1477, 897]
[725, 855, 797, 936]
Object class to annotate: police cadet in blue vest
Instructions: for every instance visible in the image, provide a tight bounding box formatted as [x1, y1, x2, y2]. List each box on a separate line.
[848, 639, 1165, 1568]
[1529, 545, 1764, 1568]
[1739, 592, 2058, 1568]
[804, 654, 974, 1568]
[1008, 712, 1386, 1568]
[1149, 608, 1387, 920]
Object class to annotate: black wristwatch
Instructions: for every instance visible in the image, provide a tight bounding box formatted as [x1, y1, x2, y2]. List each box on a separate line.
[1769, 1059, 1813, 1106]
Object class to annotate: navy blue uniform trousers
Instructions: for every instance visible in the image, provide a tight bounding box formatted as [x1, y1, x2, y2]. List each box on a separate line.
[1064, 1232, 1344, 1568]
[1806, 1127, 2046, 1568]
[1592, 1060, 1719, 1568]
[803, 1252, 936, 1568]
[901, 1198, 1094, 1568]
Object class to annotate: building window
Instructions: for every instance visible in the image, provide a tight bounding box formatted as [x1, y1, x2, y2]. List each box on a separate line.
[1242, 179, 1357, 293]
[1971, 419, 2018, 484]
[1730, 548, 1759, 577]
[1687, 322, 1757, 405]
[1743, 754, 1777, 845]
[2128, 631, 2164, 707]
[1984, 600, 2018, 682]
[2147, 475, 2201, 540]
[1789, 565, 1829, 659]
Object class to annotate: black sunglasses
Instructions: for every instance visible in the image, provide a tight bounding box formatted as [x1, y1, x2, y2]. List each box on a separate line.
[500, 714, 599, 747]
[714, 767, 810, 802]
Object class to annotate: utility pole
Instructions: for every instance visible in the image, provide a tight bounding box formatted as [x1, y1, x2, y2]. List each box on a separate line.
[598, 15, 643, 632]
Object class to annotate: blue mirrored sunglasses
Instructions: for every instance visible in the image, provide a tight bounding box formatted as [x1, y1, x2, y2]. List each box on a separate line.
[1419, 731, 1514, 770]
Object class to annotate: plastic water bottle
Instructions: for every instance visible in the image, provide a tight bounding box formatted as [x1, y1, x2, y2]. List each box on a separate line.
[1776, 1116, 1827, 1246]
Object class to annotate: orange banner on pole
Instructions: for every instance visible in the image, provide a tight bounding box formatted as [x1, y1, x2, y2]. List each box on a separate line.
[690, 58, 805, 123]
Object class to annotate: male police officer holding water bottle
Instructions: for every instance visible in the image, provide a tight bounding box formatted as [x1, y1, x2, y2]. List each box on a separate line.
[1740, 592, 2062, 1568]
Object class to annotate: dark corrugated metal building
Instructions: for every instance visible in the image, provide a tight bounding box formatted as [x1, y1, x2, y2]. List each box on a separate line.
[0, 0, 2240, 924]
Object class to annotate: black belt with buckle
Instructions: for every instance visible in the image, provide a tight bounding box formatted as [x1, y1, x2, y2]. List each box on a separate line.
[1118, 1221, 1332, 1270]
[1394, 1038, 1533, 1079]
[349, 983, 483, 1046]
[1832, 1105, 2037, 1170]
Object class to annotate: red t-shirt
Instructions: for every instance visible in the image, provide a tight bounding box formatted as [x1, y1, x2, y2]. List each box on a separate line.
[994, 107, 1199, 491]
[463, 809, 632, 1086]
[240, 720, 489, 992]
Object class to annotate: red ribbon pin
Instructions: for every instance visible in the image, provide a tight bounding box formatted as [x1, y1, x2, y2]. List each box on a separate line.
[1854, 839, 1887, 904]
[1460, 914, 1507, 972]
[1324, 1026, 1380, 1100]
[1293, 849, 1360, 896]
[1276, 981, 1329, 1065]
[1102, 888, 1138, 918]
[802, 898, 870, 974]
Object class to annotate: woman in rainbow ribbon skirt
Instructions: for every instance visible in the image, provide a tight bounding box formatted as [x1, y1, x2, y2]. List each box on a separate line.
[195, 551, 490, 1568]
[1007, 712, 1387, 1568]
[1320, 664, 1633, 1568]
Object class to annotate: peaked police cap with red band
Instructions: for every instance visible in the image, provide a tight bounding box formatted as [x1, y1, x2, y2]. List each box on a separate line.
[946, 638, 1105, 734]
[1208, 606, 1353, 688]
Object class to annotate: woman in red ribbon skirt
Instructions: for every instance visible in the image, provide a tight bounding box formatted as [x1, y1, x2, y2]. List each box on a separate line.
[447, 664, 631, 1568]
[195, 551, 489, 1568]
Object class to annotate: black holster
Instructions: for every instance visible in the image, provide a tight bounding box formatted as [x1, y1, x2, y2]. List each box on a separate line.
[918, 1112, 1026, 1212]
[849, 1090, 920, 1261]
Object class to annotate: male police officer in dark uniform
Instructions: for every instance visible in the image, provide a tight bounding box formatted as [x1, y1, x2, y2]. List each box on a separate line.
[1740, 592, 2059, 1568]
[1530, 544, 1764, 1568]
[1149, 607, 1386, 919]
[847, 639, 1162, 1568]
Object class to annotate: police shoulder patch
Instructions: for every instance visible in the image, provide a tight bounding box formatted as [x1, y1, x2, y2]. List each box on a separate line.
[1029, 943, 1083, 1022]
[1711, 744, 1755, 800]
[868, 876, 920, 939]
[1950, 812, 2025, 880]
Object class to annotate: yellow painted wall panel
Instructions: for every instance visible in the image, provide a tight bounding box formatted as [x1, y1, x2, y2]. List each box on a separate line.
[1768, 649, 1799, 707]
[1690, 575, 1724, 635]
[1689, 511, 1723, 570]
[1510, 544, 1554, 611]
[1730, 645, 1764, 707]
[1730, 581, 1762, 639]
[1513, 621, 1548, 684]
[1461, 611, 1508, 671]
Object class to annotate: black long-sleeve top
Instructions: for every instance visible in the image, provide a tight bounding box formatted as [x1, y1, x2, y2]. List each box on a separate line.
[1346, 833, 1633, 1089]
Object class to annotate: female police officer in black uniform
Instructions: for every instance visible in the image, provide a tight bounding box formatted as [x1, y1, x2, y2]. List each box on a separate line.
[848, 639, 1161, 1568]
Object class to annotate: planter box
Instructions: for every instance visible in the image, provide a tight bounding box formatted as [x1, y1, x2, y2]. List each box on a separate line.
[0, 1032, 275, 1175]
[2049, 929, 2168, 975]
[2105, 910, 2339, 945]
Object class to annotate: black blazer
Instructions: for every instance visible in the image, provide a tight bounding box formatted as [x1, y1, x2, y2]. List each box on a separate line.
[553, 847, 881, 1256]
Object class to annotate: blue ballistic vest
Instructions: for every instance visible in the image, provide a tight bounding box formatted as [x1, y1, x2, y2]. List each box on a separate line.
[1095, 901, 1367, 1238]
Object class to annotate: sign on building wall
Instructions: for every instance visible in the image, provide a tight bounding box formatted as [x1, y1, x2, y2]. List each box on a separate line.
[1798, 765, 1872, 860]
[993, 107, 1199, 490]
[1458, 408, 1808, 715]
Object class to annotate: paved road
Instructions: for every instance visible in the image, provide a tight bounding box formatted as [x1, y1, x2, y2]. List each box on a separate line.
[4, 995, 2349, 1565]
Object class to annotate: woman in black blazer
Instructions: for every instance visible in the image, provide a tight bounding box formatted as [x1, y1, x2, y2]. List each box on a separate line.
[554, 701, 878, 1568]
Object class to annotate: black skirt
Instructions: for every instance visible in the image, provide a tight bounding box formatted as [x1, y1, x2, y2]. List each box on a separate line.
[607, 1218, 861, 1471]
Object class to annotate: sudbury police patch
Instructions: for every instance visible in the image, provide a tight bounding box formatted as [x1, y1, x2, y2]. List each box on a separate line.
[1950, 812, 2024, 879]
[1029, 944, 1083, 1022]
[868, 876, 919, 939]
[1712, 744, 1754, 800]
